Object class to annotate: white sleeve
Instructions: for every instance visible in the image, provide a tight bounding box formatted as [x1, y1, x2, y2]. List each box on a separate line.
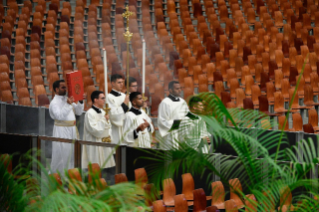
[85, 112, 111, 138]
[123, 113, 136, 145]
[107, 96, 127, 127]
[73, 102, 84, 116]
[157, 101, 174, 137]
[145, 113, 154, 134]
[49, 101, 73, 120]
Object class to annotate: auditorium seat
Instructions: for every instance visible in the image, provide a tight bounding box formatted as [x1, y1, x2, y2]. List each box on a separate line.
[114, 173, 128, 184]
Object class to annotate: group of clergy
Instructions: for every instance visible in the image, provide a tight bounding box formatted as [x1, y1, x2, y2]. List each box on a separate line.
[49, 76, 211, 178]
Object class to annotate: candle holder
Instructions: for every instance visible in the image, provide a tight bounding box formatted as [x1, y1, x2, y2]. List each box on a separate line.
[122, 6, 134, 93]
[102, 103, 111, 143]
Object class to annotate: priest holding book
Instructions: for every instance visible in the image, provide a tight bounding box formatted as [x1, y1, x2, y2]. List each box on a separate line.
[49, 79, 85, 177]
[157, 81, 189, 149]
[106, 74, 130, 144]
[123, 92, 154, 148]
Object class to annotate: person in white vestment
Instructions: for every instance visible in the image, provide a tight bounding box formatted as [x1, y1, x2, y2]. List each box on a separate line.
[106, 74, 129, 144]
[178, 96, 211, 153]
[123, 92, 154, 148]
[49, 80, 84, 177]
[126, 77, 149, 114]
[82, 91, 116, 183]
[157, 81, 189, 149]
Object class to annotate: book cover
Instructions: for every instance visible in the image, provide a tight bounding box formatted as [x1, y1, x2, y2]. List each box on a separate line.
[66, 71, 84, 102]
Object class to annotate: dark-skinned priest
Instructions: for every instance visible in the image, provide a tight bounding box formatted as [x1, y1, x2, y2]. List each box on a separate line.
[123, 92, 154, 148]
[157, 81, 189, 149]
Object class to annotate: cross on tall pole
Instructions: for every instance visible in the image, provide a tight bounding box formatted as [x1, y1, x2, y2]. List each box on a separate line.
[122, 6, 134, 93]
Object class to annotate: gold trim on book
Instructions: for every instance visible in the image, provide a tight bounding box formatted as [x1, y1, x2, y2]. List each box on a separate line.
[102, 136, 111, 143]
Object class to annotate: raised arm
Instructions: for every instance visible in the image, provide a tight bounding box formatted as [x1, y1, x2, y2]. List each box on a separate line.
[107, 96, 128, 127]
[73, 102, 84, 116]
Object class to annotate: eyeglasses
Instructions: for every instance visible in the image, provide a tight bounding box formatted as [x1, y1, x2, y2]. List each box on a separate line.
[130, 85, 138, 87]
[100, 97, 105, 100]
[60, 86, 66, 89]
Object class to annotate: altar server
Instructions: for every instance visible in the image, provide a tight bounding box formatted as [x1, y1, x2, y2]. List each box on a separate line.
[157, 81, 189, 149]
[82, 90, 115, 171]
[178, 96, 211, 153]
[106, 74, 129, 144]
[49, 80, 84, 177]
[123, 92, 154, 148]
[126, 76, 149, 113]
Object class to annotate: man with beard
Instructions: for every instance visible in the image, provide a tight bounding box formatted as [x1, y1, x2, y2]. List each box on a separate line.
[49, 80, 85, 177]
[123, 92, 154, 148]
[157, 81, 189, 149]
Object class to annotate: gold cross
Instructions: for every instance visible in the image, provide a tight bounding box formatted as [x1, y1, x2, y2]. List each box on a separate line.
[122, 6, 134, 27]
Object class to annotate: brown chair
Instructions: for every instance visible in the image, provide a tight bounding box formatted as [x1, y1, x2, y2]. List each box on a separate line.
[206, 206, 219, 212]
[274, 91, 287, 113]
[37, 94, 50, 107]
[174, 194, 189, 212]
[182, 173, 211, 201]
[135, 168, 148, 189]
[88, 163, 102, 183]
[229, 178, 251, 209]
[308, 109, 319, 132]
[225, 199, 238, 212]
[303, 123, 315, 134]
[290, 113, 303, 131]
[68, 168, 82, 182]
[211, 181, 225, 209]
[193, 188, 207, 212]
[153, 200, 166, 212]
[163, 178, 194, 207]
[278, 115, 289, 131]
[114, 173, 128, 184]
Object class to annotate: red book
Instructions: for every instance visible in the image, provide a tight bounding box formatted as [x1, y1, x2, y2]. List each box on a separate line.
[66, 71, 84, 102]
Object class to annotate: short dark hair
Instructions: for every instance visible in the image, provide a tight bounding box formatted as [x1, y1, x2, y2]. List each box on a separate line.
[129, 91, 141, 103]
[53, 80, 65, 93]
[111, 74, 124, 82]
[91, 90, 104, 103]
[189, 96, 203, 109]
[125, 76, 137, 87]
[168, 81, 180, 90]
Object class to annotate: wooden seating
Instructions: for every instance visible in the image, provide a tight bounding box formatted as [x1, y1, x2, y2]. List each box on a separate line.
[163, 178, 194, 207]
[193, 188, 207, 212]
[88, 163, 101, 183]
[225, 199, 238, 212]
[174, 194, 189, 212]
[153, 200, 166, 212]
[211, 181, 225, 209]
[114, 173, 128, 184]
[229, 178, 253, 209]
[135, 168, 148, 188]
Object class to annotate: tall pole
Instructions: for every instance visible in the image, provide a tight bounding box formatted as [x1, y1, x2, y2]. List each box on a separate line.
[122, 6, 134, 93]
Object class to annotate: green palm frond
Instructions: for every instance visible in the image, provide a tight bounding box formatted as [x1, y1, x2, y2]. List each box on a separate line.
[0, 155, 27, 212]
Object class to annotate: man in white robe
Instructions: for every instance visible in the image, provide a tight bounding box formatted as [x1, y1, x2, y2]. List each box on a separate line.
[49, 80, 84, 177]
[82, 90, 115, 169]
[123, 92, 154, 148]
[157, 81, 189, 149]
[82, 90, 116, 183]
[126, 77, 149, 114]
[178, 96, 211, 153]
[106, 74, 129, 144]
